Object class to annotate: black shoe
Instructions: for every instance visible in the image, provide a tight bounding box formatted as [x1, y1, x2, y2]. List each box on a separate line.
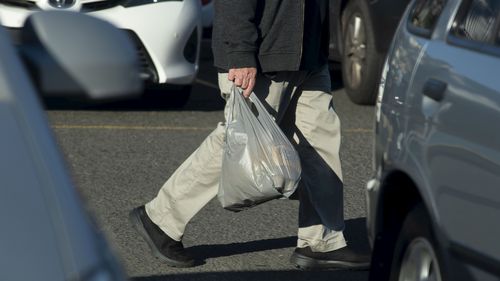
[290, 246, 370, 270]
[129, 206, 195, 267]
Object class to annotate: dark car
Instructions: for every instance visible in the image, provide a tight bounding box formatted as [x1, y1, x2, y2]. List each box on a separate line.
[328, 0, 411, 104]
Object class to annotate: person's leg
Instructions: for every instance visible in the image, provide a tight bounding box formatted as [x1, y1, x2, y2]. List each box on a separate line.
[295, 65, 345, 247]
[144, 71, 296, 239]
[233, 68, 346, 252]
[130, 74, 234, 267]
[285, 65, 369, 269]
[144, 124, 225, 239]
[145, 74, 233, 241]
[131, 72, 295, 267]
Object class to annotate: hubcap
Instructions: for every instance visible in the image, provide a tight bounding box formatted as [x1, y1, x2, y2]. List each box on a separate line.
[345, 14, 366, 89]
[398, 238, 442, 281]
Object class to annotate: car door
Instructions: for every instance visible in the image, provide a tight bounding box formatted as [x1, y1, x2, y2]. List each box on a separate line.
[408, 0, 500, 278]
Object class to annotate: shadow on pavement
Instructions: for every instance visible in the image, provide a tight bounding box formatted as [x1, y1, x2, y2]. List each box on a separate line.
[187, 236, 297, 260]
[131, 218, 370, 281]
[185, 218, 369, 261]
[132, 269, 368, 281]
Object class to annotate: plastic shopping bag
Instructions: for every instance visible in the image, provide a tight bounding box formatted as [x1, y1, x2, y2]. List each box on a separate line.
[218, 86, 301, 211]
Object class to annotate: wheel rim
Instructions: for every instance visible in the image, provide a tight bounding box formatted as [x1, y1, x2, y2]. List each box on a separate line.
[344, 13, 367, 89]
[398, 238, 443, 281]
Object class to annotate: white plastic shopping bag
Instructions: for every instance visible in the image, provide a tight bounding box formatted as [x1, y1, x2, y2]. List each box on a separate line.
[218, 86, 301, 211]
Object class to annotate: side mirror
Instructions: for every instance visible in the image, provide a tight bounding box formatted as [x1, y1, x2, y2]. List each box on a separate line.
[19, 11, 142, 101]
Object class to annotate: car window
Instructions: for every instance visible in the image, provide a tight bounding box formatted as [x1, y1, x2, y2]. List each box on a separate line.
[408, 0, 447, 37]
[447, 0, 500, 56]
[451, 0, 500, 45]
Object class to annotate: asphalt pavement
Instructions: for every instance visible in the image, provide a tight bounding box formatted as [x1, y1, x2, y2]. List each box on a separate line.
[46, 46, 375, 281]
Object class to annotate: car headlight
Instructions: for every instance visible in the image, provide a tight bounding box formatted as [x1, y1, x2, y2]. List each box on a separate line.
[121, 0, 181, 8]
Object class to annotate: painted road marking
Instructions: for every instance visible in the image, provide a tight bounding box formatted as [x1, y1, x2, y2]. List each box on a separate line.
[52, 124, 372, 133]
[52, 125, 213, 131]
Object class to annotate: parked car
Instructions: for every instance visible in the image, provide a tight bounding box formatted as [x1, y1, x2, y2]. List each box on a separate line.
[0, 11, 141, 281]
[329, 0, 411, 104]
[367, 0, 500, 280]
[0, 0, 202, 107]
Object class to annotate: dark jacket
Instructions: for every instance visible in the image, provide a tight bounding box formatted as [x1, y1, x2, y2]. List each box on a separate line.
[212, 0, 330, 73]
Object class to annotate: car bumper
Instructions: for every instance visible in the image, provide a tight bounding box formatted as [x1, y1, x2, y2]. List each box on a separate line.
[0, 0, 201, 85]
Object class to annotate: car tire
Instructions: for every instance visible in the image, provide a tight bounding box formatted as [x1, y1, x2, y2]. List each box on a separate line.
[146, 84, 192, 108]
[341, 0, 383, 105]
[389, 204, 444, 281]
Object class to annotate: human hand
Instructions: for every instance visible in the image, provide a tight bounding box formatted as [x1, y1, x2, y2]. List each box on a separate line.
[228, 67, 257, 98]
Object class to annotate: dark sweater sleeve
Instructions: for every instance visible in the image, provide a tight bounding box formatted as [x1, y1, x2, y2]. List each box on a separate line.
[214, 0, 259, 69]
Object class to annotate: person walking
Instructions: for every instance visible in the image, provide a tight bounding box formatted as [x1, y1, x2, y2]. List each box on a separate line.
[130, 0, 370, 269]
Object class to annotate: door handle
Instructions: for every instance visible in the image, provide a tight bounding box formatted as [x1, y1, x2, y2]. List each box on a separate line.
[423, 78, 447, 102]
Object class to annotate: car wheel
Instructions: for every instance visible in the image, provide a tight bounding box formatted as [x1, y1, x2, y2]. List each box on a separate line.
[341, 0, 383, 105]
[390, 204, 443, 281]
[146, 84, 192, 108]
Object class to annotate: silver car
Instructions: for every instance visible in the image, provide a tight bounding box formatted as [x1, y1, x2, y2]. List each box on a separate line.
[0, 11, 140, 281]
[368, 0, 500, 280]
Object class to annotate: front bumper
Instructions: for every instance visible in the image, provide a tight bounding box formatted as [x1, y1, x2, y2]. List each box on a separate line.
[0, 0, 201, 85]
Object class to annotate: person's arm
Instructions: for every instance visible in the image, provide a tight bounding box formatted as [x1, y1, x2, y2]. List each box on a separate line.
[215, 0, 258, 97]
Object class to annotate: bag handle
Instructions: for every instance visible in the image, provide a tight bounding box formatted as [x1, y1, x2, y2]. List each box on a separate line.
[226, 84, 238, 124]
[229, 84, 280, 131]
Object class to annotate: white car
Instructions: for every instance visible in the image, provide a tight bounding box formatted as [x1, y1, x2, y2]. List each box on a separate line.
[0, 0, 202, 106]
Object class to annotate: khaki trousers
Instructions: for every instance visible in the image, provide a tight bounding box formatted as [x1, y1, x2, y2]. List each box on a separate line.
[146, 65, 347, 252]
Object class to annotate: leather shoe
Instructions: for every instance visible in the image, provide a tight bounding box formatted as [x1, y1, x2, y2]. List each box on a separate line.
[129, 206, 195, 267]
[290, 246, 370, 270]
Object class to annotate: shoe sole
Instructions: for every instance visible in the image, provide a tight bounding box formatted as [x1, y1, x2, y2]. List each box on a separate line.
[290, 252, 370, 271]
[129, 209, 195, 268]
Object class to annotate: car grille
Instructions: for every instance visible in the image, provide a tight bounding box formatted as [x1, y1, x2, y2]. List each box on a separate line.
[0, 0, 38, 9]
[81, 0, 121, 11]
[125, 30, 158, 83]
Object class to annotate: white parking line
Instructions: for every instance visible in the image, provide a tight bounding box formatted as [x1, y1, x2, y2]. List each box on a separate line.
[52, 125, 213, 131]
[52, 124, 372, 133]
